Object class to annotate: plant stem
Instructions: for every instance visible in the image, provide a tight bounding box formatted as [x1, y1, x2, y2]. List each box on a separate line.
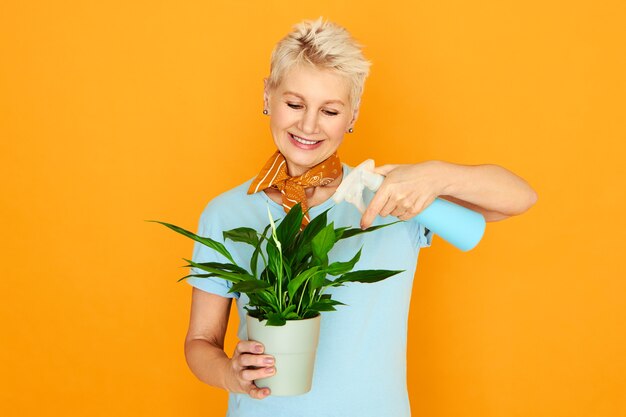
[277, 250, 283, 310]
[297, 279, 308, 314]
[258, 250, 268, 280]
[256, 232, 269, 281]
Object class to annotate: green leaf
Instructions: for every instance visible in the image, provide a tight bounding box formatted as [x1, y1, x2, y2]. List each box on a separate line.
[337, 220, 403, 241]
[223, 227, 259, 247]
[266, 241, 282, 280]
[259, 268, 273, 285]
[281, 304, 296, 316]
[326, 246, 363, 276]
[308, 298, 348, 312]
[294, 242, 313, 265]
[302, 310, 320, 319]
[282, 254, 293, 281]
[287, 267, 321, 300]
[299, 288, 312, 310]
[176, 273, 218, 283]
[300, 207, 332, 247]
[184, 258, 253, 283]
[308, 300, 336, 311]
[276, 202, 304, 248]
[250, 245, 260, 277]
[265, 237, 280, 260]
[230, 280, 272, 293]
[324, 299, 348, 307]
[257, 291, 279, 310]
[191, 261, 249, 275]
[310, 274, 332, 290]
[266, 312, 287, 326]
[250, 224, 272, 277]
[333, 269, 405, 285]
[147, 220, 236, 264]
[284, 312, 300, 320]
[334, 226, 351, 241]
[311, 222, 336, 267]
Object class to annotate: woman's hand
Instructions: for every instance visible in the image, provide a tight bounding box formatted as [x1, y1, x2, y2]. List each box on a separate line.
[360, 161, 449, 229]
[224, 340, 276, 400]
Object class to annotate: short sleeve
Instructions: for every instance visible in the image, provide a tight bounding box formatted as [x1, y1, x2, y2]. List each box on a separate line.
[405, 216, 434, 249]
[185, 211, 240, 299]
[417, 223, 434, 248]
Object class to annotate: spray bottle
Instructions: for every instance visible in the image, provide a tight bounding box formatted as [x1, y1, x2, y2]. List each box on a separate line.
[332, 160, 486, 251]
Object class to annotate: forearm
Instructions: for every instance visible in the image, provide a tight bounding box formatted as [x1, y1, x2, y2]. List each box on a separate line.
[184, 339, 233, 391]
[438, 161, 538, 215]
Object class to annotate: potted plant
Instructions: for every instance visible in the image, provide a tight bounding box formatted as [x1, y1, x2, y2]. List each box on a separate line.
[148, 203, 404, 396]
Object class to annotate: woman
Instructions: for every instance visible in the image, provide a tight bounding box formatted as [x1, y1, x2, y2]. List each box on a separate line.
[184, 17, 537, 416]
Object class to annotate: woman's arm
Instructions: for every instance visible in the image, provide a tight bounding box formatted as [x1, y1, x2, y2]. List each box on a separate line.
[360, 161, 538, 229]
[438, 194, 512, 222]
[184, 288, 234, 390]
[184, 288, 276, 399]
[436, 161, 538, 218]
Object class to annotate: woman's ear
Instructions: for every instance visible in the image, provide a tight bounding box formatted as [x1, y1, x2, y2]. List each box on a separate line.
[263, 78, 271, 112]
[348, 106, 360, 130]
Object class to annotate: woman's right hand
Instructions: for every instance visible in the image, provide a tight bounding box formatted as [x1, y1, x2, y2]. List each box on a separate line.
[225, 340, 276, 400]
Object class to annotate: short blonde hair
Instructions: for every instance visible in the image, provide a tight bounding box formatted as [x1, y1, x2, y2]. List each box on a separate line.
[266, 17, 372, 111]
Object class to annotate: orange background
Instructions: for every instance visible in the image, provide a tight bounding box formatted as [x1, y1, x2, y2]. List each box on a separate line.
[1, 1, 625, 416]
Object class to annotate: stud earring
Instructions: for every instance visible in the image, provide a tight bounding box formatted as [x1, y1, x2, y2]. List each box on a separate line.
[348, 127, 354, 133]
[263, 109, 268, 115]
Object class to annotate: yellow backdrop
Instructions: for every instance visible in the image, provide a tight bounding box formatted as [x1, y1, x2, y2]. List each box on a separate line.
[1, 1, 624, 416]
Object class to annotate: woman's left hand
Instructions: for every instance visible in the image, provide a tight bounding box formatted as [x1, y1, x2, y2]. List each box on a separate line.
[360, 161, 449, 229]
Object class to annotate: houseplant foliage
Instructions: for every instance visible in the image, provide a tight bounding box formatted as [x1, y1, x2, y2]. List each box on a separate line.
[149, 203, 404, 326]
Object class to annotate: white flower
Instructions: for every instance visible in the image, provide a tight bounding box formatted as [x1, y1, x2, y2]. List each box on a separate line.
[266, 205, 282, 252]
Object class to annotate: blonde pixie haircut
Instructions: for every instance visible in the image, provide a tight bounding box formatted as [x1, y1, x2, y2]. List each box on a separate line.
[266, 17, 372, 112]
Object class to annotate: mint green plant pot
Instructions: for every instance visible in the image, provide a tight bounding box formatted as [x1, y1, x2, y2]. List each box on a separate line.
[246, 313, 321, 396]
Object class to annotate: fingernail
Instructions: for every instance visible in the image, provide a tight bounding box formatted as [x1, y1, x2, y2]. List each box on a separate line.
[265, 367, 275, 373]
[264, 357, 274, 365]
[255, 344, 263, 353]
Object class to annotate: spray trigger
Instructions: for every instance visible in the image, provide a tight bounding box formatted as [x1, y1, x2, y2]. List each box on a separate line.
[332, 159, 385, 214]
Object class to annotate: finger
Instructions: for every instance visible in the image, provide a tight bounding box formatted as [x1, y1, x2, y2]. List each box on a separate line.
[237, 340, 264, 356]
[398, 212, 413, 221]
[413, 195, 436, 216]
[361, 187, 390, 229]
[391, 207, 407, 218]
[391, 197, 420, 220]
[391, 198, 415, 218]
[379, 197, 398, 217]
[397, 204, 418, 220]
[239, 353, 275, 368]
[373, 164, 398, 176]
[242, 366, 276, 382]
[249, 385, 271, 400]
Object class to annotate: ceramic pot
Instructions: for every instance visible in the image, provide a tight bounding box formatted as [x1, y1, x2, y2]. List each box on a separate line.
[246, 313, 321, 396]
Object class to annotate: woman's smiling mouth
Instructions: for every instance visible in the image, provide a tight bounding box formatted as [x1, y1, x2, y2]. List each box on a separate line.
[289, 132, 323, 149]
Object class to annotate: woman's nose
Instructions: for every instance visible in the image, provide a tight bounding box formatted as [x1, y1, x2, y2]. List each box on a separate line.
[298, 109, 320, 135]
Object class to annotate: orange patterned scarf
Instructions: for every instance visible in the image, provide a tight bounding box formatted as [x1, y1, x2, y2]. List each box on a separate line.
[247, 150, 342, 229]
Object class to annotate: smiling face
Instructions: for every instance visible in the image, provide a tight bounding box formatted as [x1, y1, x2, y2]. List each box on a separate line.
[264, 63, 357, 177]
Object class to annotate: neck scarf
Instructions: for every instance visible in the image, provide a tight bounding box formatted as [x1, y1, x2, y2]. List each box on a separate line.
[247, 150, 342, 229]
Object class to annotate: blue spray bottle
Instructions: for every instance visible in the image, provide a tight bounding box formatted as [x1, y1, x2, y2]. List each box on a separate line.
[332, 160, 486, 251]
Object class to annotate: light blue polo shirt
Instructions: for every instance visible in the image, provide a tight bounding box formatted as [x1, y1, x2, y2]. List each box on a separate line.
[187, 162, 433, 417]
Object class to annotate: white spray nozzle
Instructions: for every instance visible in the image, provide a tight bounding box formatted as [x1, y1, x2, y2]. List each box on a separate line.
[332, 159, 385, 214]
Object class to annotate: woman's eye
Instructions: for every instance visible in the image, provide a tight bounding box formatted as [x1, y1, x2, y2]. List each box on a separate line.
[287, 103, 303, 109]
[323, 110, 339, 116]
